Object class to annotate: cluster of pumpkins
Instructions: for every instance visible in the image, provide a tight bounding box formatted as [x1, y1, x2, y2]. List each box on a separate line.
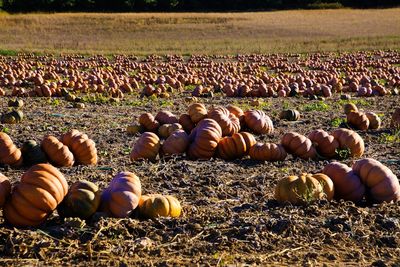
[275, 158, 400, 205]
[128, 103, 366, 162]
[0, 164, 181, 228]
[0, 129, 97, 168]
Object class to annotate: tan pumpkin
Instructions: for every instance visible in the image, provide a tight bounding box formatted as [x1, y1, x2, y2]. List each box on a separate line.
[0, 173, 11, 207]
[343, 103, 358, 115]
[208, 106, 241, 136]
[308, 129, 339, 158]
[352, 158, 400, 203]
[158, 123, 183, 139]
[243, 110, 274, 135]
[217, 132, 256, 160]
[4, 164, 68, 227]
[130, 132, 160, 161]
[365, 112, 381, 130]
[179, 114, 196, 134]
[187, 118, 222, 159]
[138, 194, 182, 219]
[331, 128, 364, 158]
[41, 135, 75, 167]
[155, 110, 179, 125]
[0, 132, 23, 167]
[138, 113, 160, 132]
[281, 132, 317, 160]
[162, 130, 190, 156]
[188, 103, 207, 123]
[249, 143, 287, 161]
[280, 109, 300, 121]
[347, 111, 369, 131]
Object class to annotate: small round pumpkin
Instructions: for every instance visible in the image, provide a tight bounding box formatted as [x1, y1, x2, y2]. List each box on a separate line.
[308, 129, 339, 158]
[187, 119, 222, 160]
[41, 135, 75, 167]
[322, 162, 365, 202]
[208, 106, 241, 136]
[249, 143, 287, 161]
[158, 123, 182, 139]
[188, 103, 207, 123]
[280, 109, 300, 121]
[217, 132, 256, 160]
[352, 158, 400, 203]
[138, 194, 182, 219]
[139, 113, 160, 132]
[58, 180, 101, 219]
[101, 171, 142, 218]
[347, 111, 370, 131]
[281, 132, 317, 160]
[274, 173, 325, 205]
[21, 140, 48, 166]
[130, 132, 161, 161]
[0, 132, 23, 167]
[1, 110, 24, 124]
[0, 173, 11, 207]
[243, 110, 274, 135]
[4, 164, 68, 227]
[343, 103, 358, 115]
[365, 112, 381, 130]
[162, 130, 190, 156]
[155, 110, 179, 125]
[331, 128, 364, 158]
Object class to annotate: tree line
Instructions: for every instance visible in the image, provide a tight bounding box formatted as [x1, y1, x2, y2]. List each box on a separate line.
[1, 0, 399, 12]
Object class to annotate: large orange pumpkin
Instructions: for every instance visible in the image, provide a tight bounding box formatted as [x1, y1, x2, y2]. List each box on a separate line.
[187, 119, 222, 159]
[0, 132, 23, 167]
[217, 132, 256, 160]
[208, 106, 240, 136]
[130, 132, 160, 161]
[308, 129, 339, 158]
[4, 164, 68, 227]
[249, 143, 287, 161]
[41, 135, 75, 167]
[281, 132, 317, 160]
[226, 104, 244, 126]
[243, 110, 274, 135]
[346, 111, 369, 131]
[331, 128, 364, 158]
[188, 103, 207, 123]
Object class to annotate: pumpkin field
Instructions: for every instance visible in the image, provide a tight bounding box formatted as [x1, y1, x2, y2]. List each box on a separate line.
[0, 51, 399, 266]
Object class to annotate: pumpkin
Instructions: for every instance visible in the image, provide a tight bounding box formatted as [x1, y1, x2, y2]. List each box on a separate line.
[226, 104, 244, 125]
[243, 110, 274, 135]
[249, 143, 287, 161]
[187, 118, 222, 160]
[331, 128, 364, 158]
[311, 173, 335, 201]
[281, 132, 317, 160]
[61, 130, 98, 165]
[352, 158, 400, 203]
[308, 129, 339, 158]
[21, 140, 48, 166]
[162, 130, 190, 155]
[208, 106, 240, 136]
[0, 173, 11, 207]
[1, 110, 24, 124]
[158, 123, 182, 139]
[41, 135, 75, 167]
[4, 164, 68, 227]
[57, 180, 101, 219]
[130, 132, 160, 161]
[101, 171, 141, 218]
[274, 173, 325, 205]
[343, 103, 358, 115]
[365, 112, 381, 130]
[179, 114, 196, 134]
[0, 132, 23, 167]
[138, 113, 160, 132]
[138, 194, 182, 219]
[322, 162, 365, 202]
[280, 109, 300, 121]
[60, 129, 87, 148]
[188, 103, 207, 123]
[127, 123, 142, 135]
[391, 108, 400, 128]
[217, 132, 256, 160]
[155, 110, 179, 125]
[347, 111, 369, 131]
[8, 99, 24, 108]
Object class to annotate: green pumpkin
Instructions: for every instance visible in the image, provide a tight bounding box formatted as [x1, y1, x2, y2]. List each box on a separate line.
[1, 110, 24, 124]
[58, 180, 101, 219]
[21, 140, 48, 166]
[8, 99, 24, 108]
[279, 109, 300, 121]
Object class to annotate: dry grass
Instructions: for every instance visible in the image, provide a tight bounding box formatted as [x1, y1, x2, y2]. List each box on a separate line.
[0, 9, 399, 54]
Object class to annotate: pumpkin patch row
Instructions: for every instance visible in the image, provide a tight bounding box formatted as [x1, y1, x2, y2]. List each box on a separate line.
[0, 164, 182, 228]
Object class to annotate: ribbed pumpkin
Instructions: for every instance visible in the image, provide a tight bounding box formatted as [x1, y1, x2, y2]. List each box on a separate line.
[343, 103, 358, 115]
[155, 110, 179, 125]
[311, 173, 335, 201]
[243, 110, 274, 135]
[101, 172, 142, 218]
[67, 133, 98, 166]
[138, 113, 160, 132]
[217, 132, 256, 160]
[0, 173, 11, 207]
[226, 104, 244, 125]
[331, 128, 364, 158]
[58, 180, 101, 219]
[4, 164, 68, 227]
[281, 132, 317, 160]
[158, 123, 182, 139]
[130, 132, 160, 161]
[41, 135, 75, 167]
[60, 129, 85, 147]
[352, 158, 400, 203]
[279, 109, 300, 121]
[208, 106, 241, 136]
[188, 103, 207, 123]
[347, 111, 369, 131]
[138, 194, 182, 219]
[0, 132, 23, 167]
[322, 162, 365, 202]
[391, 108, 400, 128]
[249, 143, 287, 161]
[308, 129, 339, 158]
[365, 112, 381, 130]
[179, 114, 196, 134]
[274, 173, 326, 205]
[187, 119, 222, 159]
[162, 130, 190, 156]
[1, 110, 24, 124]
[21, 140, 48, 166]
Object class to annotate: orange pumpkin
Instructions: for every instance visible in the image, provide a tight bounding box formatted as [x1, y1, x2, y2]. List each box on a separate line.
[61, 130, 97, 165]
[41, 135, 75, 167]
[281, 132, 317, 160]
[347, 111, 369, 131]
[139, 113, 160, 132]
[249, 143, 287, 161]
[308, 129, 339, 158]
[155, 110, 179, 125]
[0, 173, 11, 207]
[208, 106, 240, 136]
[0, 132, 23, 167]
[365, 112, 381, 130]
[188, 103, 207, 123]
[217, 132, 256, 160]
[352, 158, 400, 203]
[179, 114, 196, 134]
[244, 110, 274, 135]
[331, 128, 364, 158]
[138, 194, 182, 219]
[130, 132, 160, 161]
[343, 103, 358, 115]
[226, 104, 244, 125]
[4, 164, 68, 227]
[187, 119, 222, 159]
[162, 130, 190, 156]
